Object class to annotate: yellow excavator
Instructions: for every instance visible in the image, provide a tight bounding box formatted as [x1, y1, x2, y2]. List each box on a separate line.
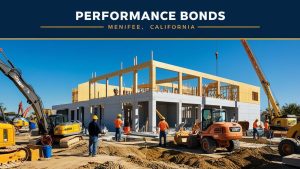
[241, 40, 299, 156]
[0, 48, 82, 166]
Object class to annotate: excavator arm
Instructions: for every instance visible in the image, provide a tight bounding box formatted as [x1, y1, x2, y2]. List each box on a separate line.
[0, 48, 49, 133]
[241, 40, 282, 117]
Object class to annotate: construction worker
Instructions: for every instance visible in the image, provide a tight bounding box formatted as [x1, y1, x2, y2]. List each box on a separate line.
[253, 118, 260, 140]
[114, 114, 123, 142]
[88, 115, 100, 157]
[158, 117, 169, 147]
[264, 119, 273, 138]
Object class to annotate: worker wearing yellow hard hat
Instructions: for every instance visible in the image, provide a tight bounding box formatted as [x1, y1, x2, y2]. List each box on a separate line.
[114, 114, 123, 142]
[88, 114, 100, 157]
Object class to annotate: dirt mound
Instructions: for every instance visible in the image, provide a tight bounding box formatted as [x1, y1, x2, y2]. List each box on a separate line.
[77, 161, 126, 169]
[95, 142, 290, 169]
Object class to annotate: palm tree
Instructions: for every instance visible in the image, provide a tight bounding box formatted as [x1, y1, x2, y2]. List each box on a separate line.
[281, 103, 300, 116]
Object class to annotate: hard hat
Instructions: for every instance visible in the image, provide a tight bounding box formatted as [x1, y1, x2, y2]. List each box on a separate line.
[93, 115, 98, 120]
[117, 114, 122, 118]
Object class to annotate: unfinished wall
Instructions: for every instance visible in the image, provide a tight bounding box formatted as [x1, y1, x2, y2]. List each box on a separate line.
[156, 102, 177, 128]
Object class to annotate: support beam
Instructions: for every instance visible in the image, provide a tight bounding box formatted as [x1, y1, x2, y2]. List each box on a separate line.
[93, 82, 96, 99]
[105, 78, 109, 98]
[197, 76, 202, 96]
[88, 81, 91, 100]
[177, 102, 182, 125]
[178, 72, 182, 94]
[217, 81, 221, 97]
[119, 74, 123, 95]
[133, 70, 138, 93]
[149, 63, 156, 91]
[148, 100, 156, 132]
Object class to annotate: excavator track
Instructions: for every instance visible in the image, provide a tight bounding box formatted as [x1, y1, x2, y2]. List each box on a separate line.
[0, 146, 30, 169]
[59, 135, 83, 148]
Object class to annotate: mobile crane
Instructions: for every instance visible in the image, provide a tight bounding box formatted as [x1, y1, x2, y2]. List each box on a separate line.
[241, 40, 299, 156]
[0, 49, 82, 166]
[241, 40, 297, 131]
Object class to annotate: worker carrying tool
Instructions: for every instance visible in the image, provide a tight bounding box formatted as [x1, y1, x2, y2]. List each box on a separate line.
[253, 118, 260, 140]
[158, 117, 169, 147]
[88, 115, 101, 157]
[114, 114, 123, 142]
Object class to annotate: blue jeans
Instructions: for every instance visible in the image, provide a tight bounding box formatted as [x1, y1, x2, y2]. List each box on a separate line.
[89, 136, 99, 156]
[159, 131, 166, 146]
[253, 128, 259, 139]
[115, 128, 121, 141]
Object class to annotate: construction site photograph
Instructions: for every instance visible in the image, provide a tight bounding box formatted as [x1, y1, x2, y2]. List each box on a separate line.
[0, 40, 299, 169]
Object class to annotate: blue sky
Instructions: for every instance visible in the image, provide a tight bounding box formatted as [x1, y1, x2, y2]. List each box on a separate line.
[0, 40, 299, 112]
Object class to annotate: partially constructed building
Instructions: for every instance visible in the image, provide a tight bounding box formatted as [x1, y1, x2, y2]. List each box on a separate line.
[53, 59, 260, 132]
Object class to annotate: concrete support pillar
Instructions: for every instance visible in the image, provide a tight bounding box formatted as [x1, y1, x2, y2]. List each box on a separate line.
[149, 63, 156, 91]
[148, 100, 156, 132]
[133, 70, 138, 94]
[105, 78, 109, 98]
[178, 72, 182, 94]
[74, 109, 78, 121]
[68, 109, 71, 122]
[132, 102, 139, 131]
[197, 104, 203, 121]
[217, 81, 221, 97]
[197, 77, 202, 96]
[119, 75, 123, 95]
[177, 102, 182, 125]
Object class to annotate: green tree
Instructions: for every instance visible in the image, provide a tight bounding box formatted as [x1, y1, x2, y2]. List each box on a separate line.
[281, 103, 300, 116]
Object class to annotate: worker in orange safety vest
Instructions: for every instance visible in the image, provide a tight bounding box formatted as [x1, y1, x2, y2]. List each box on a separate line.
[114, 114, 123, 142]
[158, 117, 169, 147]
[253, 118, 260, 139]
[264, 119, 273, 139]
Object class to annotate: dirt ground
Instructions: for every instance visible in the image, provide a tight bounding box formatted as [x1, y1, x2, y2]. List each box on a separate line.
[13, 135, 297, 169]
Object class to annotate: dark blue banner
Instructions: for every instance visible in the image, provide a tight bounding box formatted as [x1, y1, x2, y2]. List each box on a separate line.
[1, 0, 300, 38]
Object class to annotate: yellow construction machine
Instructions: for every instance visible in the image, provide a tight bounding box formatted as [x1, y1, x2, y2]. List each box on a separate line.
[0, 48, 82, 166]
[0, 106, 30, 168]
[241, 40, 300, 156]
[241, 40, 297, 131]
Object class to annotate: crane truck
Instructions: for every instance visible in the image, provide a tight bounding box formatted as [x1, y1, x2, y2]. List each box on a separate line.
[241, 40, 299, 156]
[0, 48, 82, 167]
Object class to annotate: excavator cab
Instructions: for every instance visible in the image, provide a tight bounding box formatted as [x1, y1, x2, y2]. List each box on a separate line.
[202, 109, 226, 131]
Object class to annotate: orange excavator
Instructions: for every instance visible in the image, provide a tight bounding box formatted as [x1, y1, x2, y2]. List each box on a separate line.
[174, 108, 242, 153]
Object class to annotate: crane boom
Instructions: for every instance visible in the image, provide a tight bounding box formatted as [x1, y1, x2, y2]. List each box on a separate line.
[0, 48, 49, 133]
[241, 39, 281, 117]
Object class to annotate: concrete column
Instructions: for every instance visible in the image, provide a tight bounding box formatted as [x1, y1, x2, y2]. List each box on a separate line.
[84, 106, 92, 127]
[74, 109, 78, 121]
[197, 104, 203, 121]
[119, 75, 123, 95]
[177, 102, 182, 125]
[133, 70, 138, 94]
[105, 78, 109, 98]
[197, 77, 202, 96]
[149, 64, 156, 91]
[67, 109, 71, 122]
[178, 72, 182, 94]
[148, 100, 156, 132]
[132, 102, 139, 131]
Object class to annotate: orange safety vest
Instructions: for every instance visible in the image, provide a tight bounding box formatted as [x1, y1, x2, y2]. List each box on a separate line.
[158, 121, 169, 131]
[114, 118, 123, 128]
[253, 121, 258, 129]
[264, 122, 269, 130]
